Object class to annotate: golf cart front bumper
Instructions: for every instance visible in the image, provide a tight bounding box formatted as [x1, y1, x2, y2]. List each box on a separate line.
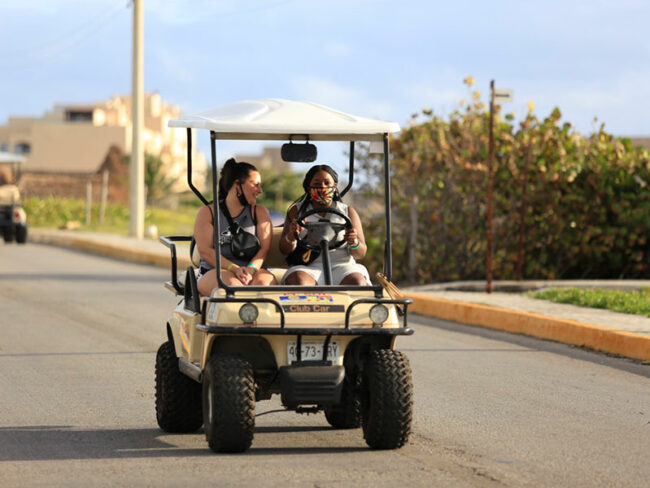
[197, 296, 415, 336]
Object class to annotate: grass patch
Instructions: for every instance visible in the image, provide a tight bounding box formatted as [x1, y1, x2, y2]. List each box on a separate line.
[24, 196, 198, 237]
[530, 287, 650, 317]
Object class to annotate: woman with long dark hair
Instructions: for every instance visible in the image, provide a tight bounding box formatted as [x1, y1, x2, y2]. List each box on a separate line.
[279, 164, 369, 285]
[194, 158, 277, 295]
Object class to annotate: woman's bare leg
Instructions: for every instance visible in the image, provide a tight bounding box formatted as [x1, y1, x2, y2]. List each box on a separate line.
[197, 269, 240, 296]
[340, 272, 366, 285]
[251, 269, 277, 285]
[284, 270, 317, 285]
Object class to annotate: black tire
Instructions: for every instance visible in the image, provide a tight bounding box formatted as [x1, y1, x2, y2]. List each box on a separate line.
[203, 354, 255, 453]
[155, 341, 203, 433]
[361, 349, 413, 449]
[2, 226, 14, 243]
[15, 224, 27, 244]
[324, 370, 361, 429]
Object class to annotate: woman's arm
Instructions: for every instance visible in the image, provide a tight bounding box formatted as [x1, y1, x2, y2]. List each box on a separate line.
[345, 206, 367, 260]
[279, 205, 300, 255]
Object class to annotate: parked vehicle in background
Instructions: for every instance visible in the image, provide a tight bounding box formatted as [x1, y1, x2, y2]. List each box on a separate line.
[0, 152, 27, 244]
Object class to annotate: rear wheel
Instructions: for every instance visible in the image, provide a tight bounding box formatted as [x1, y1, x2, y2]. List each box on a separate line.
[2, 226, 14, 243]
[155, 341, 203, 433]
[15, 224, 27, 244]
[324, 370, 360, 429]
[203, 354, 255, 453]
[361, 349, 413, 449]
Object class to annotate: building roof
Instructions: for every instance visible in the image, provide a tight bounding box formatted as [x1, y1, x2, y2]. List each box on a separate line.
[169, 98, 400, 142]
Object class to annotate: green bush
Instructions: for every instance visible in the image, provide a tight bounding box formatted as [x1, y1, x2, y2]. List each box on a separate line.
[357, 83, 650, 283]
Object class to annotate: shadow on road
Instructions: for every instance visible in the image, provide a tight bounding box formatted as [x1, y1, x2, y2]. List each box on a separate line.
[0, 425, 367, 460]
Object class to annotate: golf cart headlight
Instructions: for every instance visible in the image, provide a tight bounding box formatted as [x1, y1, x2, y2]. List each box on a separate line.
[369, 304, 389, 327]
[239, 303, 259, 324]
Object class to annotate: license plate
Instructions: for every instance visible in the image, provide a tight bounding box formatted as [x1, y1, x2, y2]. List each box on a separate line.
[287, 341, 340, 362]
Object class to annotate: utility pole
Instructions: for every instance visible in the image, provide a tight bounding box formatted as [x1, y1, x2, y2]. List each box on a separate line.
[129, 0, 144, 239]
[486, 81, 513, 293]
[486, 80, 495, 293]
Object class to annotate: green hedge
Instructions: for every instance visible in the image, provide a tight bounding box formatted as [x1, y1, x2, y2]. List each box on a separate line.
[357, 89, 650, 283]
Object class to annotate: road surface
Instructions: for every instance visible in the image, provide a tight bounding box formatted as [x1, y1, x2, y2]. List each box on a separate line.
[1, 243, 648, 487]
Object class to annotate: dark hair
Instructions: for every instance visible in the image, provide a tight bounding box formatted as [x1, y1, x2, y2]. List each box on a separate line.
[219, 158, 258, 197]
[302, 164, 339, 193]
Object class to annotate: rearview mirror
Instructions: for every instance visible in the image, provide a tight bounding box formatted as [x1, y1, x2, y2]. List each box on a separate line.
[281, 142, 317, 162]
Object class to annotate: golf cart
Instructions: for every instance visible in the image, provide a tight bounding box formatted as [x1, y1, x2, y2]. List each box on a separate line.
[0, 152, 27, 244]
[156, 99, 414, 453]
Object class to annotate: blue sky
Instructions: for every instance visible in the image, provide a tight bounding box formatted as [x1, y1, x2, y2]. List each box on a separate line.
[0, 0, 648, 172]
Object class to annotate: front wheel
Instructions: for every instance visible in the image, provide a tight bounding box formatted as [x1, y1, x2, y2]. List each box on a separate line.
[203, 354, 255, 453]
[15, 224, 27, 244]
[361, 349, 413, 449]
[155, 341, 203, 433]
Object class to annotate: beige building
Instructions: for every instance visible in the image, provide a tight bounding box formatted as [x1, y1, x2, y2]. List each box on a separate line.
[0, 93, 205, 201]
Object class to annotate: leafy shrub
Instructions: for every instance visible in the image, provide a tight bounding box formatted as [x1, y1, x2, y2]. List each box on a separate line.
[357, 83, 650, 283]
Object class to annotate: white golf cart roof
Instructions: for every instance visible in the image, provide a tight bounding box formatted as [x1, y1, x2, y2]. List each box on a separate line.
[0, 152, 25, 164]
[168, 98, 400, 142]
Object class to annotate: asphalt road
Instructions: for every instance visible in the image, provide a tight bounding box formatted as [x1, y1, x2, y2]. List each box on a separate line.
[1, 243, 649, 487]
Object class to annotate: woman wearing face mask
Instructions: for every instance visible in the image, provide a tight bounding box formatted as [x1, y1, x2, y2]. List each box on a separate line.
[279, 164, 370, 285]
[195, 158, 277, 296]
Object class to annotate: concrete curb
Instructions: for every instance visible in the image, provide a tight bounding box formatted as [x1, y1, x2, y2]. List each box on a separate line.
[29, 231, 192, 270]
[405, 292, 650, 362]
[27, 230, 650, 362]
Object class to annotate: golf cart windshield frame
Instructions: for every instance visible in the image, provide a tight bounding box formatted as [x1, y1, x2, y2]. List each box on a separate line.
[185, 128, 393, 296]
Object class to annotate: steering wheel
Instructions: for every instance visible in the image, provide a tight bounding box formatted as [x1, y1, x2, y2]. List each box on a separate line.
[296, 206, 353, 251]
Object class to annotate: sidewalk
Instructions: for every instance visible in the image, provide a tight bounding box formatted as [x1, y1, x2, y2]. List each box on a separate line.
[28, 229, 650, 362]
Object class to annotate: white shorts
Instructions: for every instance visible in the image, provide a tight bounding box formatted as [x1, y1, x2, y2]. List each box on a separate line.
[282, 261, 371, 285]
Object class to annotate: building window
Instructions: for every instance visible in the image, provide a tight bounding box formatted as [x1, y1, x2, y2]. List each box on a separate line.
[0, 142, 8, 152]
[65, 110, 93, 122]
[14, 142, 31, 154]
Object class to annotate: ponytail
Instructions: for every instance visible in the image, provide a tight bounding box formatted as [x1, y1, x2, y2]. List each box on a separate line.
[219, 158, 258, 199]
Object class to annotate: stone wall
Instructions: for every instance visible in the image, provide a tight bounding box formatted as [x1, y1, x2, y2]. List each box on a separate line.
[18, 146, 129, 204]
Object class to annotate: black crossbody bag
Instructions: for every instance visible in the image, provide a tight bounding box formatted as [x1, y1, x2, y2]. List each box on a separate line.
[218, 201, 261, 262]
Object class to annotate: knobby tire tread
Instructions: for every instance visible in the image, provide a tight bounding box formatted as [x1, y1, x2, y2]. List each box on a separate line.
[362, 349, 413, 449]
[155, 341, 203, 433]
[203, 354, 255, 453]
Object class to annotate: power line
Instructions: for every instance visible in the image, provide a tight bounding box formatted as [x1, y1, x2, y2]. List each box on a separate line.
[0, 3, 128, 62]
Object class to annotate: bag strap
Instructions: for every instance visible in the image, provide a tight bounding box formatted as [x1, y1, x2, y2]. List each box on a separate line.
[219, 200, 240, 234]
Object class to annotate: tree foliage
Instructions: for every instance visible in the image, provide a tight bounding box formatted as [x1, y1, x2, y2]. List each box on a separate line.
[357, 85, 650, 284]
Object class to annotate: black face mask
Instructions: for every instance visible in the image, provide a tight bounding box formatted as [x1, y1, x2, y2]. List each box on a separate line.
[237, 184, 248, 206]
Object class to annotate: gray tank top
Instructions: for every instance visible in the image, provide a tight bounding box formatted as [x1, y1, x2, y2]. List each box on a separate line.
[199, 203, 257, 270]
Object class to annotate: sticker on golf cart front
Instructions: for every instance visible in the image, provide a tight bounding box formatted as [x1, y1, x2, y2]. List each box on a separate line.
[287, 341, 340, 362]
[279, 293, 343, 312]
[279, 293, 334, 303]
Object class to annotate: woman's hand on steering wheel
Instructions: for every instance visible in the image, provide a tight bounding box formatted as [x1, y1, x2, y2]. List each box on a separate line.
[286, 217, 303, 243]
[344, 227, 359, 247]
